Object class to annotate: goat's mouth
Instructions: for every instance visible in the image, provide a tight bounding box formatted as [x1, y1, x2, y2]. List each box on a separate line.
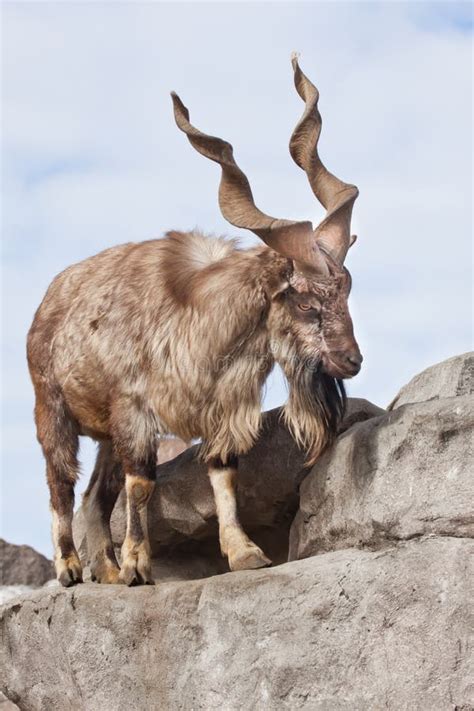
[321, 355, 361, 380]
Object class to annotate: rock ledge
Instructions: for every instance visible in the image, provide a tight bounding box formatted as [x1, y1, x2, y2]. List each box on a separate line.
[1, 537, 473, 711]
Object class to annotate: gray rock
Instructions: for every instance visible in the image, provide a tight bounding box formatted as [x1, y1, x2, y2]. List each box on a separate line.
[339, 396, 385, 431]
[73, 400, 384, 579]
[0, 692, 20, 710]
[0, 539, 54, 586]
[388, 351, 474, 409]
[289, 395, 474, 561]
[1, 537, 472, 711]
[0, 586, 36, 606]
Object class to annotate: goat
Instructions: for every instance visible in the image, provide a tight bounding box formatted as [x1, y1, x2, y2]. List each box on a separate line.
[27, 56, 362, 587]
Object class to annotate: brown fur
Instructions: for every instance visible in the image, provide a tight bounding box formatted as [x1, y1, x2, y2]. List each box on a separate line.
[27, 230, 361, 585]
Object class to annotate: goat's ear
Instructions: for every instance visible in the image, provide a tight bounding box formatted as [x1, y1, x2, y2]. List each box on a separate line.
[256, 248, 293, 299]
[268, 262, 293, 299]
[269, 277, 290, 299]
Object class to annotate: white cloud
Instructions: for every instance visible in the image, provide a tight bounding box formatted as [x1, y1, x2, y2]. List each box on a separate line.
[2, 2, 472, 555]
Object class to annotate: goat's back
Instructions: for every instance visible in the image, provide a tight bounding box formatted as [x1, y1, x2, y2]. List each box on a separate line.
[26, 233, 269, 444]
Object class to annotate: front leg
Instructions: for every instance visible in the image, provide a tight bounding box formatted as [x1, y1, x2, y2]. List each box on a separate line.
[208, 456, 271, 571]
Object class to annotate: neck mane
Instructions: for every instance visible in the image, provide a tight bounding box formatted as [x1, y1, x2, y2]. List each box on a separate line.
[283, 369, 346, 465]
[158, 231, 344, 462]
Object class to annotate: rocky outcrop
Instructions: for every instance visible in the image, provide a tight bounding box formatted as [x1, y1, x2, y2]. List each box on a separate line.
[0, 539, 54, 586]
[72, 407, 306, 579]
[388, 352, 474, 409]
[73, 398, 384, 578]
[2, 353, 473, 710]
[289, 394, 474, 560]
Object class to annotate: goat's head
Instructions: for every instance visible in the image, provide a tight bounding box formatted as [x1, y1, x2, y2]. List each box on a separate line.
[172, 54, 362, 381]
[266, 260, 361, 381]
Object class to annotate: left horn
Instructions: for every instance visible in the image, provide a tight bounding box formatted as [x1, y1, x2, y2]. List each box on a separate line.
[289, 53, 359, 265]
[171, 91, 330, 276]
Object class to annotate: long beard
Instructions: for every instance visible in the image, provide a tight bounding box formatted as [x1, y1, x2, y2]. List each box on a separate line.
[283, 362, 346, 466]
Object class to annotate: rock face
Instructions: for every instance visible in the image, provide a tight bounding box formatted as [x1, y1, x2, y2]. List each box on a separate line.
[0, 539, 54, 586]
[289, 394, 474, 560]
[2, 353, 473, 710]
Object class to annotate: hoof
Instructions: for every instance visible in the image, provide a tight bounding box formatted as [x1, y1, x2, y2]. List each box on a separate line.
[90, 555, 121, 585]
[118, 562, 155, 587]
[228, 545, 272, 572]
[57, 553, 83, 587]
[118, 546, 154, 586]
[119, 539, 155, 586]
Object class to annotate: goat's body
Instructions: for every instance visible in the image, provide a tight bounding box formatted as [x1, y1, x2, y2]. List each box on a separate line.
[28, 231, 290, 584]
[28, 230, 350, 587]
[28, 232, 279, 460]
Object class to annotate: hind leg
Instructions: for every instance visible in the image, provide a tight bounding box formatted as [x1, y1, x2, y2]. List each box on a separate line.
[34, 383, 83, 587]
[82, 441, 124, 584]
[110, 397, 157, 586]
[119, 462, 156, 585]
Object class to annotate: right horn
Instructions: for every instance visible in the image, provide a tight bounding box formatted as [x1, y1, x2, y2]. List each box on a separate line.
[289, 53, 359, 265]
[171, 91, 330, 277]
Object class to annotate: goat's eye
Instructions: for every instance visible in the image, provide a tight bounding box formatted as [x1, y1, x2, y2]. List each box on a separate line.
[298, 303, 313, 312]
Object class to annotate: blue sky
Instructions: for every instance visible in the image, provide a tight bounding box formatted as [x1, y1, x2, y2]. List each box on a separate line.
[2, 2, 472, 557]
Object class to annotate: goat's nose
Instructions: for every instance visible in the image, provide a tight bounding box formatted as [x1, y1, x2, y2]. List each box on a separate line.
[346, 351, 363, 368]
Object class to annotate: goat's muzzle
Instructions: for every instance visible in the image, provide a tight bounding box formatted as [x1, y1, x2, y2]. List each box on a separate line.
[321, 346, 363, 379]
